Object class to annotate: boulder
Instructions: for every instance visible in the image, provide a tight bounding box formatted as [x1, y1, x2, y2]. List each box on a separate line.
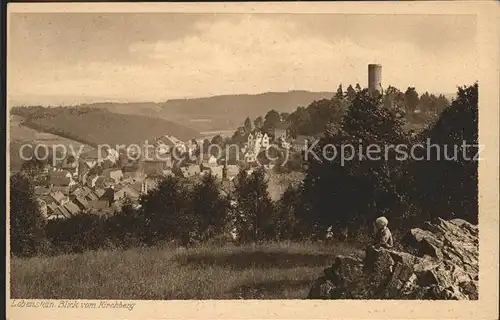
[307, 218, 478, 300]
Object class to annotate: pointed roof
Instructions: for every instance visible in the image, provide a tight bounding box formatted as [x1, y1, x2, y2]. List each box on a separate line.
[50, 191, 66, 204]
[64, 201, 81, 216]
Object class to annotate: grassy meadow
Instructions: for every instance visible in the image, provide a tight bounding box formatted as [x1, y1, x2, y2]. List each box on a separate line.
[10, 241, 364, 300]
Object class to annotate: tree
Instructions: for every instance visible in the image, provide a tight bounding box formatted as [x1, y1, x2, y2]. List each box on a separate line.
[262, 109, 282, 133]
[244, 117, 253, 133]
[280, 112, 290, 122]
[46, 212, 108, 253]
[202, 139, 211, 153]
[211, 135, 224, 146]
[254, 116, 264, 130]
[190, 173, 230, 241]
[230, 126, 248, 146]
[304, 99, 344, 135]
[274, 185, 301, 240]
[404, 87, 420, 114]
[335, 84, 344, 100]
[384, 86, 405, 111]
[233, 168, 275, 241]
[10, 173, 47, 257]
[411, 83, 478, 224]
[139, 176, 192, 245]
[346, 85, 356, 102]
[210, 135, 224, 157]
[288, 106, 311, 137]
[107, 197, 143, 248]
[20, 158, 48, 185]
[300, 90, 411, 237]
[435, 94, 450, 115]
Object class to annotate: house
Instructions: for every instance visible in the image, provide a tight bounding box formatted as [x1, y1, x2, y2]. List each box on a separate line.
[261, 133, 270, 149]
[88, 200, 114, 216]
[123, 169, 146, 183]
[180, 165, 201, 178]
[35, 186, 52, 202]
[101, 158, 116, 169]
[50, 191, 69, 206]
[279, 137, 291, 150]
[225, 165, 240, 180]
[94, 188, 106, 199]
[142, 160, 169, 177]
[128, 181, 144, 196]
[114, 184, 141, 201]
[60, 156, 79, 177]
[106, 148, 120, 163]
[80, 147, 118, 166]
[83, 188, 99, 202]
[292, 135, 314, 152]
[86, 174, 99, 188]
[186, 140, 198, 157]
[141, 176, 162, 194]
[158, 135, 187, 154]
[64, 201, 81, 216]
[247, 133, 254, 149]
[55, 185, 74, 195]
[244, 151, 257, 163]
[102, 169, 124, 183]
[209, 166, 224, 179]
[48, 205, 72, 220]
[95, 188, 114, 203]
[95, 176, 116, 189]
[273, 122, 289, 141]
[112, 200, 124, 212]
[71, 187, 86, 198]
[46, 203, 60, 218]
[162, 169, 175, 177]
[80, 149, 102, 166]
[264, 164, 275, 170]
[202, 154, 218, 167]
[73, 196, 90, 211]
[48, 170, 76, 189]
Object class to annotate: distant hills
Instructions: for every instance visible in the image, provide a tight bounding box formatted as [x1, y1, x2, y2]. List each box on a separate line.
[10, 89, 458, 159]
[80, 91, 338, 132]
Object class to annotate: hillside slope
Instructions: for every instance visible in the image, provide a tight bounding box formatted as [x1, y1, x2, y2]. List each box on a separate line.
[9, 115, 94, 172]
[82, 91, 336, 132]
[10, 107, 201, 147]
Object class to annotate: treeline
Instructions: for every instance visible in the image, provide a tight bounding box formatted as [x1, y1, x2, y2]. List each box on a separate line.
[10, 83, 477, 258]
[11, 168, 295, 257]
[228, 84, 451, 141]
[295, 84, 477, 238]
[11, 105, 103, 120]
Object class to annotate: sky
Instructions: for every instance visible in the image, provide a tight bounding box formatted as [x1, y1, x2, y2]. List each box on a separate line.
[8, 13, 478, 106]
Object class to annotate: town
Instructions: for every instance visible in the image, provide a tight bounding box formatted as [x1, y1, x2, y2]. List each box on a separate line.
[30, 126, 311, 221]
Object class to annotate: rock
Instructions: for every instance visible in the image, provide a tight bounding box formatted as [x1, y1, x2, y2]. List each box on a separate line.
[308, 255, 364, 299]
[307, 218, 478, 300]
[307, 277, 337, 299]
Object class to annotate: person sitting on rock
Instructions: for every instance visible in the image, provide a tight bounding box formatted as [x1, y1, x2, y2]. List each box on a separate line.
[372, 216, 393, 249]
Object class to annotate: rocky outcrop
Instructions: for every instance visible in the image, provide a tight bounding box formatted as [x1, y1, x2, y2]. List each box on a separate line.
[307, 218, 478, 300]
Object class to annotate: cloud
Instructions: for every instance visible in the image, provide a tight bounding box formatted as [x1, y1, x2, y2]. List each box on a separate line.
[8, 15, 477, 105]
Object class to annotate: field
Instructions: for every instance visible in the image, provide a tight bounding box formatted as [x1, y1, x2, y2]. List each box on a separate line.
[10, 242, 364, 300]
[9, 115, 94, 171]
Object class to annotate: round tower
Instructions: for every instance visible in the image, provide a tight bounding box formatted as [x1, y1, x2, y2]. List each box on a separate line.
[368, 64, 382, 95]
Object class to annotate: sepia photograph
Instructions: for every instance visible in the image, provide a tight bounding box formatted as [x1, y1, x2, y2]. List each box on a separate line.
[5, 2, 500, 319]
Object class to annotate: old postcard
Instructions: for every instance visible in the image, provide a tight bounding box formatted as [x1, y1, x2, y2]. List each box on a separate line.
[5, 1, 499, 319]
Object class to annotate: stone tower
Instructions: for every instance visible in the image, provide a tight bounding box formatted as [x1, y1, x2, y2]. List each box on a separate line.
[368, 64, 382, 96]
